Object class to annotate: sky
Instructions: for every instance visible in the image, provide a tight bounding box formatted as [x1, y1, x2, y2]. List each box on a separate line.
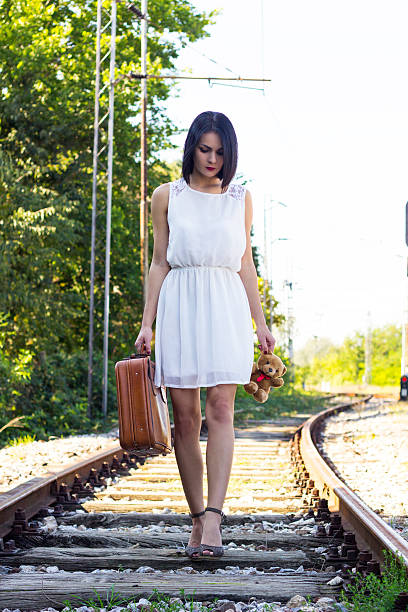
[158, 0, 408, 353]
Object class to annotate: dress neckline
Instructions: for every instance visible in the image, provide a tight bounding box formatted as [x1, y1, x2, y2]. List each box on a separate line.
[184, 177, 231, 196]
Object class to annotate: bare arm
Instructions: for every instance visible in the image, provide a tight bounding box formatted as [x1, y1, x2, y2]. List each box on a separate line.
[238, 189, 276, 353]
[134, 183, 171, 354]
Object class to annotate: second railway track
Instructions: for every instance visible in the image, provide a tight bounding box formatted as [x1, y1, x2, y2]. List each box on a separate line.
[0, 393, 406, 611]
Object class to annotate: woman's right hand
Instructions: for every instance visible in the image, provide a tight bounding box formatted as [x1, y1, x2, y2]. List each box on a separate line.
[134, 326, 153, 355]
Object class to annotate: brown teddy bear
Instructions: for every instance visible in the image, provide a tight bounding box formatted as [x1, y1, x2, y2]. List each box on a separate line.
[244, 352, 287, 403]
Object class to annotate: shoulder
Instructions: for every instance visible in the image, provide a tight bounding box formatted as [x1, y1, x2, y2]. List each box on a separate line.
[151, 182, 172, 209]
[152, 182, 170, 200]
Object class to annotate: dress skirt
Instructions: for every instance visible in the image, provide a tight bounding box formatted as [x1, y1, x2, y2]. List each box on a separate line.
[154, 265, 254, 388]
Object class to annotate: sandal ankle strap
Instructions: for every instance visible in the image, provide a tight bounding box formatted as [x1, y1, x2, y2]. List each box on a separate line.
[205, 506, 226, 520]
[190, 510, 205, 519]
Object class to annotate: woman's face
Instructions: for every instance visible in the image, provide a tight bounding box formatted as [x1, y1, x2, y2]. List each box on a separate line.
[193, 131, 224, 178]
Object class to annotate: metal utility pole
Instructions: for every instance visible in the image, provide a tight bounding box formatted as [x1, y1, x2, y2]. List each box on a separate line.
[140, 0, 149, 304]
[284, 280, 294, 375]
[88, 0, 117, 418]
[262, 198, 288, 333]
[402, 204, 408, 376]
[263, 196, 268, 315]
[402, 274, 408, 376]
[101, 0, 117, 418]
[363, 311, 372, 386]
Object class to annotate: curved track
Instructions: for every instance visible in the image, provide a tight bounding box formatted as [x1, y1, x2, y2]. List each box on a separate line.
[292, 394, 408, 568]
[0, 393, 405, 610]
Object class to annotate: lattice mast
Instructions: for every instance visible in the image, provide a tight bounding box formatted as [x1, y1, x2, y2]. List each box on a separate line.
[88, 0, 117, 418]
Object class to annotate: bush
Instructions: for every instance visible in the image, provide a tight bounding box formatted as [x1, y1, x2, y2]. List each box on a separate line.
[0, 348, 117, 445]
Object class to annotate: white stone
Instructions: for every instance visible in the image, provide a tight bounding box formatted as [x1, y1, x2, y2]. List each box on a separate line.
[327, 575, 344, 585]
[285, 594, 307, 608]
[136, 599, 150, 607]
[41, 516, 58, 532]
[315, 597, 337, 611]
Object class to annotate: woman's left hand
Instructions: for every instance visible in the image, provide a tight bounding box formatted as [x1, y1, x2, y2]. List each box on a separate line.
[256, 324, 276, 354]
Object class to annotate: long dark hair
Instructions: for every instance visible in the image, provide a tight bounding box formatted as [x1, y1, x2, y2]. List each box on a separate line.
[182, 111, 238, 189]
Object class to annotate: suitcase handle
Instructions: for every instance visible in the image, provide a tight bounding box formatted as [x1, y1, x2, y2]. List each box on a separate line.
[125, 352, 166, 403]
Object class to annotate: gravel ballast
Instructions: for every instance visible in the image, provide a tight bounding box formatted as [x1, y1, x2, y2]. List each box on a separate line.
[0, 429, 119, 492]
[320, 399, 408, 536]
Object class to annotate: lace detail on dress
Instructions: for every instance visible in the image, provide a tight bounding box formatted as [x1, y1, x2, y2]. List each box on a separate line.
[171, 178, 186, 198]
[228, 183, 246, 201]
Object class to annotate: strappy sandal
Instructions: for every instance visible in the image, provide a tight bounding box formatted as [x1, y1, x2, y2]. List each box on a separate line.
[185, 510, 205, 559]
[200, 506, 226, 558]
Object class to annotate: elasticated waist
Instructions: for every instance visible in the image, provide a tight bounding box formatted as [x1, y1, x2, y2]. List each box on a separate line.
[170, 265, 235, 271]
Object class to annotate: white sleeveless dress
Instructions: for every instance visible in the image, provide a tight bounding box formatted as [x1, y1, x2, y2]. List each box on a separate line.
[153, 177, 254, 389]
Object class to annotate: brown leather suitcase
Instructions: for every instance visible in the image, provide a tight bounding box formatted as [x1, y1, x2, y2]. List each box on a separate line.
[115, 353, 172, 456]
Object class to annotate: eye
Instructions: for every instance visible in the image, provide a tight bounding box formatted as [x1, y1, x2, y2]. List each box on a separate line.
[199, 147, 208, 153]
[217, 150, 224, 156]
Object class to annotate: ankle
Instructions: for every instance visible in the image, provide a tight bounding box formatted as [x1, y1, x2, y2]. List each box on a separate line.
[205, 507, 224, 520]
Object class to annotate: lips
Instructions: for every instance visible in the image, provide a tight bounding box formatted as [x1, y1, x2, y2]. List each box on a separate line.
[206, 166, 216, 171]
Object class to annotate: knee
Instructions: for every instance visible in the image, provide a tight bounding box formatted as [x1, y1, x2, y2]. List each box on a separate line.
[206, 401, 234, 427]
[173, 409, 202, 438]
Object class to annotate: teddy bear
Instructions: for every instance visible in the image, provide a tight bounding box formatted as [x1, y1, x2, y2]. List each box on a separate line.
[243, 351, 287, 403]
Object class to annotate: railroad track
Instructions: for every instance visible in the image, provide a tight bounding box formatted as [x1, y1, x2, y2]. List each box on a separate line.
[0, 393, 406, 611]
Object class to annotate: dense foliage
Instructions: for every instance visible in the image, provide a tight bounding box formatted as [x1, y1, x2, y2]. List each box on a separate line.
[0, 0, 214, 438]
[0, 0, 212, 356]
[340, 550, 408, 611]
[296, 324, 401, 387]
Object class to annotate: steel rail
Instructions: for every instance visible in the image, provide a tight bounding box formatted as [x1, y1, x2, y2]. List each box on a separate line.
[298, 395, 408, 568]
[0, 442, 125, 539]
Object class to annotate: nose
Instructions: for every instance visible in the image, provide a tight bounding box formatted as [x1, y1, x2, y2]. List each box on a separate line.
[208, 151, 216, 164]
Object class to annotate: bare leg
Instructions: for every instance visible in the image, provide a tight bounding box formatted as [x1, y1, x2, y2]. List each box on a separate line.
[201, 383, 236, 553]
[169, 387, 205, 552]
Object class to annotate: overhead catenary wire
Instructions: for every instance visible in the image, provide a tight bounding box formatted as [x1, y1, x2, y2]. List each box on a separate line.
[113, 72, 271, 84]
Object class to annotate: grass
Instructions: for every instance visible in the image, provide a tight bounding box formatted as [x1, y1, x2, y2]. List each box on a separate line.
[61, 586, 279, 611]
[231, 385, 330, 426]
[6, 432, 36, 446]
[340, 550, 408, 611]
[166, 384, 330, 427]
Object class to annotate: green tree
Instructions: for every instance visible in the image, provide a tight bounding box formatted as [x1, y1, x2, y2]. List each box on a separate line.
[371, 324, 401, 386]
[0, 0, 214, 430]
[0, 0, 213, 358]
[297, 324, 401, 387]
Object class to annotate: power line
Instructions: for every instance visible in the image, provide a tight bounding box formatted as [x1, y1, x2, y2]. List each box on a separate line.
[208, 82, 265, 92]
[114, 72, 271, 84]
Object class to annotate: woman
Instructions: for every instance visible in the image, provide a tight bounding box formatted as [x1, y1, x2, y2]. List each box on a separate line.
[134, 111, 275, 558]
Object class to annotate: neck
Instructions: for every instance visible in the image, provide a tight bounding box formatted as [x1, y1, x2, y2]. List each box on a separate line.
[189, 170, 222, 190]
